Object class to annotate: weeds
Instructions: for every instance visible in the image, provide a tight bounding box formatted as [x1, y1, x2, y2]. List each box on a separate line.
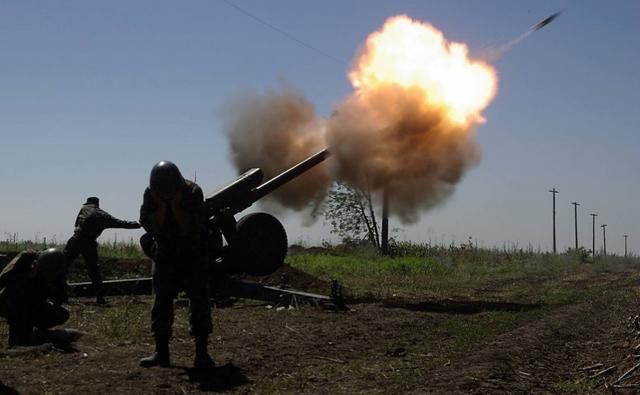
[441, 310, 523, 351]
[1, 233, 145, 259]
[551, 379, 596, 393]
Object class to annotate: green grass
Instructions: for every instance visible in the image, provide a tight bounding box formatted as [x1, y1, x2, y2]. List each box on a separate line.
[440, 310, 523, 350]
[68, 297, 151, 342]
[1, 234, 145, 260]
[284, 248, 640, 366]
[2, 239, 637, 351]
[0, 296, 194, 350]
[551, 379, 597, 393]
[1, 242, 638, 393]
[287, 248, 638, 304]
[96, 241, 146, 259]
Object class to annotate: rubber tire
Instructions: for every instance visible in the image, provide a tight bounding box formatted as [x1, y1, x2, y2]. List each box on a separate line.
[231, 212, 287, 276]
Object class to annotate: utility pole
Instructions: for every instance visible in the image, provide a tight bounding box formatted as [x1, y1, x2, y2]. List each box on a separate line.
[624, 235, 628, 257]
[549, 188, 559, 253]
[601, 224, 607, 256]
[590, 213, 597, 256]
[381, 189, 389, 255]
[571, 202, 579, 250]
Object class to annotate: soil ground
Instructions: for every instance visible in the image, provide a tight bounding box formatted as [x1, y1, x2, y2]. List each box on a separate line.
[1, 257, 640, 394]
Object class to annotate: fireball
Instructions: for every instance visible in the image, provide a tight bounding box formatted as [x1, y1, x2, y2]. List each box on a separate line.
[223, 14, 500, 222]
[349, 15, 497, 126]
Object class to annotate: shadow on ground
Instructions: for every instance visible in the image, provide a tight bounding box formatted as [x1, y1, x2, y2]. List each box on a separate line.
[0, 381, 19, 395]
[383, 298, 544, 314]
[181, 363, 251, 392]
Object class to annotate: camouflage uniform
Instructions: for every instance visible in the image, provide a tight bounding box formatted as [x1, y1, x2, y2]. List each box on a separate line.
[0, 251, 68, 347]
[64, 200, 139, 299]
[139, 180, 212, 341]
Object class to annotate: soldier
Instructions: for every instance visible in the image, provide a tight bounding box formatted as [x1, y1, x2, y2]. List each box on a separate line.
[139, 161, 214, 369]
[0, 249, 70, 347]
[64, 197, 140, 305]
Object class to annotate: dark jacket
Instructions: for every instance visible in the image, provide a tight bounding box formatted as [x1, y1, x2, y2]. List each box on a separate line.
[0, 251, 38, 289]
[140, 180, 206, 249]
[0, 251, 67, 318]
[73, 204, 139, 241]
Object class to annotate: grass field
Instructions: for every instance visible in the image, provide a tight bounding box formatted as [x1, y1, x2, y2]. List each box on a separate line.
[1, 233, 146, 259]
[288, 245, 632, 301]
[1, 242, 639, 393]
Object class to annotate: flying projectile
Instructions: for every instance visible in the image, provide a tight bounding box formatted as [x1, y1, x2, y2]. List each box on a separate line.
[481, 10, 563, 61]
[533, 12, 561, 31]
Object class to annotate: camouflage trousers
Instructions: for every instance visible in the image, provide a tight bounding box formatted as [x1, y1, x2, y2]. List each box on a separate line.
[63, 235, 103, 295]
[0, 297, 69, 347]
[150, 246, 212, 340]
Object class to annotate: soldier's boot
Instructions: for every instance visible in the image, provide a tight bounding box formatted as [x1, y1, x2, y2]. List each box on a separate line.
[96, 295, 108, 306]
[140, 338, 170, 368]
[8, 331, 31, 348]
[193, 335, 215, 369]
[88, 263, 108, 306]
[95, 284, 108, 306]
[8, 325, 37, 348]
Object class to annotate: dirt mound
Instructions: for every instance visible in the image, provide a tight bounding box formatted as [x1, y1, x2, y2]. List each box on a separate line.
[0, 251, 152, 282]
[238, 264, 332, 293]
[71, 257, 331, 297]
[68, 257, 151, 282]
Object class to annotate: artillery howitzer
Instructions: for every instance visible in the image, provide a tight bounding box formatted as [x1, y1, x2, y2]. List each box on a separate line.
[206, 148, 330, 276]
[69, 149, 346, 309]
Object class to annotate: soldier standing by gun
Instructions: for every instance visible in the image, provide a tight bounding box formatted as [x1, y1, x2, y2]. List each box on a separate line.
[0, 249, 72, 347]
[64, 197, 140, 305]
[138, 161, 214, 369]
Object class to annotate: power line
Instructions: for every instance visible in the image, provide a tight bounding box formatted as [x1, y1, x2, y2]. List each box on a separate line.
[222, 0, 347, 66]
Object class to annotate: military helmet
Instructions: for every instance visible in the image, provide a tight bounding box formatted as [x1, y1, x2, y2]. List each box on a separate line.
[85, 196, 100, 207]
[35, 248, 66, 278]
[150, 161, 185, 195]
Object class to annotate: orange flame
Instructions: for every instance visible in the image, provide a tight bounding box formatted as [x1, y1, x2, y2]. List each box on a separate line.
[349, 15, 497, 126]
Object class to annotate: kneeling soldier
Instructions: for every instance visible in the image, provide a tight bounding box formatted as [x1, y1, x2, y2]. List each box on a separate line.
[0, 249, 69, 347]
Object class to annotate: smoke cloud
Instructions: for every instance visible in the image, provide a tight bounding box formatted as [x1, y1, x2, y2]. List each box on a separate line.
[220, 15, 497, 223]
[326, 84, 481, 223]
[221, 87, 331, 210]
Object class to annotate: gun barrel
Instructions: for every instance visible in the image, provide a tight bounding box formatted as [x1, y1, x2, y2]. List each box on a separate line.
[205, 168, 263, 215]
[251, 149, 331, 202]
[205, 148, 331, 217]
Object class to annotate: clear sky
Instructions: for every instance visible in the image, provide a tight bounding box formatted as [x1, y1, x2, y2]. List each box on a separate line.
[1, 0, 638, 255]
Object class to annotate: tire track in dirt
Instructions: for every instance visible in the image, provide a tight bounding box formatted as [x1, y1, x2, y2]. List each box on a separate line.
[426, 270, 638, 394]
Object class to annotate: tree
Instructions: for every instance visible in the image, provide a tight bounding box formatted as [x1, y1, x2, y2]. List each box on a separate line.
[315, 183, 382, 249]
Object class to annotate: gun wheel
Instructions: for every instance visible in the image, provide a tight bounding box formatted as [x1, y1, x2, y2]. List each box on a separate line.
[232, 212, 288, 276]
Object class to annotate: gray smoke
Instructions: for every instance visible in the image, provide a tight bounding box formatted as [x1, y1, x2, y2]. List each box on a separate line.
[326, 83, 481, 223]
[221, 83, 481, 224]
[221, 87, 331, 210]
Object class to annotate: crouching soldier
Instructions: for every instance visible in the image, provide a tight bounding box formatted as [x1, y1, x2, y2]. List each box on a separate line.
[64, 196, 141, 305]
[0, 249, 71, 347]
[139, 161, 214, 369]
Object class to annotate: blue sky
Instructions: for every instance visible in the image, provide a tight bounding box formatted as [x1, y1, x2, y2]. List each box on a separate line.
[1, 0, 638, 254]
